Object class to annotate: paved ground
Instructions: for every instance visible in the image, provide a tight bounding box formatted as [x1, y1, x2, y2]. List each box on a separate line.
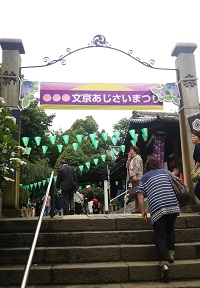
[2, 280, 200, 288]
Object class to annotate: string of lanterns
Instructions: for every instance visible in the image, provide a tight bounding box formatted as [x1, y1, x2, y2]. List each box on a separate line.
[20, 128, 148, 190]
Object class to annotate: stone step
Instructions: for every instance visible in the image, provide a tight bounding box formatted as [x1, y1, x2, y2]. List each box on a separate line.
[1, 228, 200, 247]
[0, 213, 199, 233]
[0, 260, 200, 286]
[0, 242, 199, 265]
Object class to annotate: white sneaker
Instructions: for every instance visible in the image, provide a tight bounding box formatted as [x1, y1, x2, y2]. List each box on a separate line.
[161, 264, 170, 283]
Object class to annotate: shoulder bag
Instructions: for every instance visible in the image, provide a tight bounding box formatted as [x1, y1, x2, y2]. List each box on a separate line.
[191, 167, 200, 183]
[166, 170, 191, 207]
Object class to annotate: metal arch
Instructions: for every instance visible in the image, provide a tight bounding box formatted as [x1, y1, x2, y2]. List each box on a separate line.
[19, 34, 178, 76]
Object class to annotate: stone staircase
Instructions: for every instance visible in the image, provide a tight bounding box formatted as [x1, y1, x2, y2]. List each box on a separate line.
[0, 213, 200, 286]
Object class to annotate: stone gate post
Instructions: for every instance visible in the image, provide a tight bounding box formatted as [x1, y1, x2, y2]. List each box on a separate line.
[171, 43, 199, 202]
[0, 39, 25, 216]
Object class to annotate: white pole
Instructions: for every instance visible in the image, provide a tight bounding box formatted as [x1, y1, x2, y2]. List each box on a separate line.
[104, 180, 109, 214]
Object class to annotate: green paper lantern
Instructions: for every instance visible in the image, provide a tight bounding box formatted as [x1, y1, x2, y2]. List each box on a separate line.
[76, 134, 83, 143]
[34, 136, 41, 146]
[93, 158, 99, 165]
[102, 132, 108, 142]
[141, 128, 148, 136]
[134, 133, 139, 142]
[85, 162, 90, 169]
[54, 176, 57, 182]
[120, 145, 126, 155]
[129, 129, 136, 139]
[57, 144, 63, 153]
[25, 147, 32, 155]
[114, 131, 120, 140]
[30, 184, 33, 189]
[72, 142, 79, 151]
[47, 178, 50, 183]
[49, 135, 56, 145]
[141, 128, 148, 141]
[22, 137, 29, 147]
[142, 134, 148, 141]
[38, 181, 41, 187]
[34, 182, 37, 188]
[131, 140, 136, 146]
[62, 135, 70, 144]
[42, 180, 46, 186]
[42, 145, 48, 154]
[111, 137, 117, 146]
[93, 140, 99, 149]
[101, 154, 106, 162]
[79, 165, 84, 172]
[115, 181, 119, 186]
[110, 149, 115, 158]
[89, 133, 96, 142]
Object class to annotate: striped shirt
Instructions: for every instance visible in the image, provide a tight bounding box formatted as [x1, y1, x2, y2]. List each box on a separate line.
[137, 169, 180, 224]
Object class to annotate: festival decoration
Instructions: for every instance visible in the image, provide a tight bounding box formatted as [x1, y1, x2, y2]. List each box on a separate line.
[89, 133, 96, 142]
[141, 128, 148, 141]
[79, 165, 84, 172]
[93, 158, 99, 165]
[25, 147, 32, 155]
[42, 145, 48, 154]
[101, 154, 106, 162]
[110, 149, 115, 158]
[93, 140, 99, 149]
[33, 182, 37, 188]
[85, 162, 90, 169]
[34, 136, 41, 146]
[129, 129, 135, 139]
[30, 184, 33, 189]
[76, 134, 83, 143]
[115, 181, 119, 186]
[22, 137, 29, 147]
[114, 131, 120, 140]
[111, 137, 117, 146]
[62, 135, 70, 144]
[38, 181, 41, 187]
[57, 144, 63, 153]
[131, 140, 136, 146]
[42, 180, 46, 186]
[102, 132, 108, 142]
[49, 135, 56, 145]
[72, 143, 79, 151]
[120, 145, 126, 155]
[54, 176, 57, 182]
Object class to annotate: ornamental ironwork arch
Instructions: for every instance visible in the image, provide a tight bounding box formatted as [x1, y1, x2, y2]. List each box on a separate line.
[19, 35, 178, 76]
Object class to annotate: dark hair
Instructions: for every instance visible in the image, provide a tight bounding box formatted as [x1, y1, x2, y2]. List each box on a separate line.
[144, 157, 161, 172]
[59, 159, 66, 164]
[192, 130, 200, 138]
[130, 146, 140, 155]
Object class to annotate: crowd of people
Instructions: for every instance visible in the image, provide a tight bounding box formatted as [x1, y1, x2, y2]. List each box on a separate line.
[22, 132, 199, 283]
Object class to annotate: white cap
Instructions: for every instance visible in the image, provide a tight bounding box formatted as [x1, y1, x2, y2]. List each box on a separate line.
[86, 185, 91, 188]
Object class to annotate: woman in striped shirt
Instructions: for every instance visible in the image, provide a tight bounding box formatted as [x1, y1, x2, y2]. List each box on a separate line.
[137, 157, 180, 283]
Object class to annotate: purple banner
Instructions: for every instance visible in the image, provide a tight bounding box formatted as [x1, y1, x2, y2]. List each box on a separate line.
[40, 82, 163, 110]
[153, 136, 165, 168]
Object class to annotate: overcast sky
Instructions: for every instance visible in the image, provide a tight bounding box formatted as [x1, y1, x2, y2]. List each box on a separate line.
[1, 0, 200, 135]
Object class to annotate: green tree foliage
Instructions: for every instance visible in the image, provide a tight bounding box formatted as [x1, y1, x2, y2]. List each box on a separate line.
[113, 117, 130, 144]
[55, 117, 116, 186]
[20, 158, 53, 199]
[0, 97, 26, 190]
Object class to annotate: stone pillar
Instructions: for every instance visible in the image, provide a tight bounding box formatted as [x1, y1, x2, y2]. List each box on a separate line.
[171, 43, 199, 202]
[0, 39, 25, 216]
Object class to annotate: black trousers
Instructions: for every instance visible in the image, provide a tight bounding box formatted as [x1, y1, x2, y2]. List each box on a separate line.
[153, 213, 178, 264]
[62, 189, 74, 215]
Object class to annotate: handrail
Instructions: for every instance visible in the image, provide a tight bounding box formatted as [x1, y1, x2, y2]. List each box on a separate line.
[20, 170, 54, 288]
[110, 189, 129, 213]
